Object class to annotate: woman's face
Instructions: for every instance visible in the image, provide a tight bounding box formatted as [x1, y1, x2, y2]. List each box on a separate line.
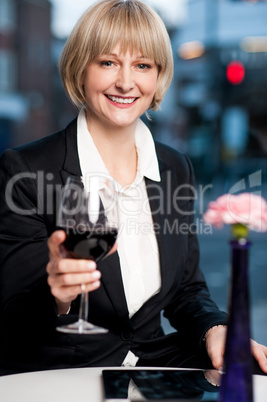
[82, 43, 158, 131]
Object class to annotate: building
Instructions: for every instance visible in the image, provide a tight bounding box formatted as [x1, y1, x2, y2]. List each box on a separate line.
[0, 0, 53, 153]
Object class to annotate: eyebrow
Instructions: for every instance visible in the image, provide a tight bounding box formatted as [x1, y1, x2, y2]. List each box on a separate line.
[100, 53, 146, 59]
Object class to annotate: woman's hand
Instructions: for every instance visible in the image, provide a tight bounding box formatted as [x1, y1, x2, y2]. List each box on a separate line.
[205, 325, 267, 374]
[46, 230, 101, 315]
[204, 325, 227, 371]
[250, 340, 267, 374]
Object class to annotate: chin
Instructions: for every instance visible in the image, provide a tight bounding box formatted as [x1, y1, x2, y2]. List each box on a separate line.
[110, 116, 139, 128]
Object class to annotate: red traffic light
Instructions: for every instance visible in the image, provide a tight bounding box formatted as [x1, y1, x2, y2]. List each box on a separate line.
[226, 61, 245, 85]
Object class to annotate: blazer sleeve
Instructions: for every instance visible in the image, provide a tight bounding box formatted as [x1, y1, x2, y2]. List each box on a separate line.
[0, 149, 57, 348]
[163, 154, 228, 346]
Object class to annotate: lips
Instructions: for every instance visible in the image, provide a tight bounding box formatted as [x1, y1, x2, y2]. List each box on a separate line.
[105, 95, 137, 104]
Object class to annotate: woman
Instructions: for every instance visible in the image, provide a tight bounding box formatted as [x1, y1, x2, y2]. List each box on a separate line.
[0, 0, 266, 375]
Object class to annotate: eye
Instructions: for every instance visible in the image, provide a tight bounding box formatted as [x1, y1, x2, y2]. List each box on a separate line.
[137, 63, 151, 70]
[100, 60, 114, 68]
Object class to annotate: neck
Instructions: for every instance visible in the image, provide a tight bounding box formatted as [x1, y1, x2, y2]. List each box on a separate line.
[85, 112, 138, 187]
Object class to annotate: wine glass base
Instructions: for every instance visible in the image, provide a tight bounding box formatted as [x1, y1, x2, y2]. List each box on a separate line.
[56, 319, 108, 334]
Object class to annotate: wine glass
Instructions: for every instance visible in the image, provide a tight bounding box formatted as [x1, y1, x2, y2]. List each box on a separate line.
[56, 174, 119, 334]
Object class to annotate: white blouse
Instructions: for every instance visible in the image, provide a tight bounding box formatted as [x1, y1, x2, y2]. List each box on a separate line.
[77, 109, 162, 365]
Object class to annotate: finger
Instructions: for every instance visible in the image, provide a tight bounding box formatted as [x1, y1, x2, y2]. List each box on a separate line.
[57, 259, 97, 274]
[206, 341, 224, 370]
[251, 340, 267, 373]
[47, 230, 66, 257]
[48, 270, 101, 288]
[210, 350, 224, 371]
[47, 258, 96, 275]
[204, 325, 227, 370]
[80, 280, 101, 293]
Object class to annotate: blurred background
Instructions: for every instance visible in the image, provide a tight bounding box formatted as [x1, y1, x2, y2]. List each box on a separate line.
[0, 0, 266, 344]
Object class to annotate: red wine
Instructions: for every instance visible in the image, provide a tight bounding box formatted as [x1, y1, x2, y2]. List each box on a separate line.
[61, 227, 118, 262]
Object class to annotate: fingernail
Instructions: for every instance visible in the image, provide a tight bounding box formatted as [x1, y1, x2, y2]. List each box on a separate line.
[87, 261, 96, 270]
[92, 271, 101, 279]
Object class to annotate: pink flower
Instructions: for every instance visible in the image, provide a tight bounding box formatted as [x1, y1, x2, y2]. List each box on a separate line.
[203, 193, 267, 232]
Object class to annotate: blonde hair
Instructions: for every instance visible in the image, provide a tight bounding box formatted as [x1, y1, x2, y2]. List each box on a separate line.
[59, 0, 174, 111]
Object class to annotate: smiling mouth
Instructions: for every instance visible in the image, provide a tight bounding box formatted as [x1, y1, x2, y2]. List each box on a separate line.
[105, 95, 137, 104]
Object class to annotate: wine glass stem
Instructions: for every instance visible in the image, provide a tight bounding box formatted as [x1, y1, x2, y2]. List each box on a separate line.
[79, 290, 89, 323]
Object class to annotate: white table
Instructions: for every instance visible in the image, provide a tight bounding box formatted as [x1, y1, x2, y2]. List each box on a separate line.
[0, 367, 267, 402]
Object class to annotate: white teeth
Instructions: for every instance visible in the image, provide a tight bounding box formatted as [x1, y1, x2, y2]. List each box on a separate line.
[107, 95, 136, 104]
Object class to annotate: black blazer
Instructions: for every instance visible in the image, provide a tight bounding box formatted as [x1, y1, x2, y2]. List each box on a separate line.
[0, 118, 227, 374]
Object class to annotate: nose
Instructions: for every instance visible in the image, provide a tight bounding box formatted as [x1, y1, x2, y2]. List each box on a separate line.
[115, 66, 135, 93]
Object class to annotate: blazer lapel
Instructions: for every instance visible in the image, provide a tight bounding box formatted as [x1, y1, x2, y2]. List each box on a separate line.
[60, 118, 83, 184]
[146, 159, 183, 296]
[98, 253, 130, 324]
